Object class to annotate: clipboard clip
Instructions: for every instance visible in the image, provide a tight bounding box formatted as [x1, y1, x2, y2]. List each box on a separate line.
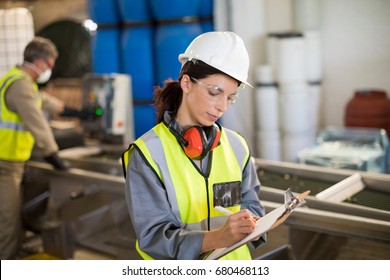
[284, 188, 306, 213]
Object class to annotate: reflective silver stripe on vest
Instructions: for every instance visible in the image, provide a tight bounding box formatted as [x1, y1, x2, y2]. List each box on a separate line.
[184, 216, 226, 231]
[139, 129, 183, 224]
[0, 121, 27, 131]
[224, 129, 249, 168]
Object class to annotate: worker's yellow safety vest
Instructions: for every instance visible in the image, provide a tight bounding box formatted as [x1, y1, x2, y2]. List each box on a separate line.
[122, 122, 252, 260]
[0, 67, 41, 161]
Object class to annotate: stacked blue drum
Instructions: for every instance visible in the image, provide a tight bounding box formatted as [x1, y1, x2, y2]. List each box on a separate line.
[88, 0, 121, 73]
[150, 0, 203, 86]
[88, 0, 214, 138]
[199, 0, 214, 33]
[118, 0, 155, 138]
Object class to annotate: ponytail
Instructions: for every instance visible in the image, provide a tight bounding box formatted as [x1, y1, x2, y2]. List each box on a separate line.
[154, 79, 182, 123]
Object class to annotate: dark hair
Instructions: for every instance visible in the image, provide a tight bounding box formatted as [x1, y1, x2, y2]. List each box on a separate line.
[154, 60, 239, 123]
[23, 36, 58, 63]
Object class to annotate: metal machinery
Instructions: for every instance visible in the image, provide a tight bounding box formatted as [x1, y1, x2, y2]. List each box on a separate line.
[80, 73, 134, 145]
[22, 77, 390, 259]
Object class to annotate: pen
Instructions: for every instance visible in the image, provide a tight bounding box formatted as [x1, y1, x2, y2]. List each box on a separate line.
[215, 206, 259, 224]
[214, 206, 233, 216]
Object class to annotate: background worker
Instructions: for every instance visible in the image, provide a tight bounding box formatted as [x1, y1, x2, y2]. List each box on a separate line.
[122, 31, 266, 260]
[0, 37, 70, 259]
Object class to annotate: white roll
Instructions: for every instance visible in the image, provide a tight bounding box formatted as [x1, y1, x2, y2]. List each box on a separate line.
[279, 82, 308, 94]
[304, 30, 322, 82]
[266, 34, 279, 80]
[279, 83, 311, 133]
[277, 35, 306, 84]
[308, 82, 322, 132]
[256, 130, 281, 161]
[254, 85, 279, 131]
[282, 130, 316, 162]
[255, 64, 275, 84]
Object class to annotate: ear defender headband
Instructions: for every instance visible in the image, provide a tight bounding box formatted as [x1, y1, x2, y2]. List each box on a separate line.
[165, 118, 221, 160]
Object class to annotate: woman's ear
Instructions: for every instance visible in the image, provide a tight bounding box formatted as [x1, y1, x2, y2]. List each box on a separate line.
[180, 74, 192, 93]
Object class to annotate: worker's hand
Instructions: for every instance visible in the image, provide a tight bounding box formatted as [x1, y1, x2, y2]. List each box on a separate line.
[82, 105, 103, 121]
[43, 153, 70, 170]
[201, 209, 257, 253]
[218, 209, 257, 247]
[61, 106, 102, 121]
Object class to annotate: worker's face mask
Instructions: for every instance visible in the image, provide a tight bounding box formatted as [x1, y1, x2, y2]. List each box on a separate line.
[23, 60, 52, 84]
[36, 68, 52, 84]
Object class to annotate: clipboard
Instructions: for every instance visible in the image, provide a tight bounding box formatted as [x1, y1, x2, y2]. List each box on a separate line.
[203, 189, 310, 260]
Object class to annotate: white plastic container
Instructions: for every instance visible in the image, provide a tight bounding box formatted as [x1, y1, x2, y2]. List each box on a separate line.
[304, 30, 322, 82]
[279, 83, 311, 133]
[282, 130, 316, 162]
[277, 34, 306, 84]
[254, 85, 279, 131]
[308, 81, 322, 133]
[265, 34, 279, 79]
[255, 64, 274, 84]
[256, 130, 281, 161]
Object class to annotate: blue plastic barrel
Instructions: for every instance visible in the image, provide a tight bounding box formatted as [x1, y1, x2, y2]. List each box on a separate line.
[91, 28, 121, 74]
[200, 21, 213, 33]
[117, 0, 151, 22]
[199, 0, 213, 17]
[148, 0, 201, 20]
[154, 23, 202, 85]
[133, 104, 156, 138]
[122, 26, 155, 100]
[87, 0, 120, 25]
[199, 0, 214, 32]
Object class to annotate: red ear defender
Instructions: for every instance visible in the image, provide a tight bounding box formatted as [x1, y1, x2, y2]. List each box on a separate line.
[183, 126, 206, 159]
[183, 124, 221, 160]
[207, 123, 221, 151]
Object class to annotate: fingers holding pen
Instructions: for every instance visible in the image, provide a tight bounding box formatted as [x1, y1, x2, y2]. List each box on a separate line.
[223, 209, 257, 237]
[233, 209, 257, 231]
[204, 209, 260, 250]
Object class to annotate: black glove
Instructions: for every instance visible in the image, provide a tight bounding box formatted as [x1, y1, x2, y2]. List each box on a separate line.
[61, 106, 102, 121]
[43, 153, 70, 170]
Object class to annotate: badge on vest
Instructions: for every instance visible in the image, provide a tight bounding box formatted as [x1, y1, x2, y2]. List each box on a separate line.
[213, 181, 241, 207]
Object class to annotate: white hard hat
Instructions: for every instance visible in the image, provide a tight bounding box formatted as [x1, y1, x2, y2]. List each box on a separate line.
[178, 31, 252, 88]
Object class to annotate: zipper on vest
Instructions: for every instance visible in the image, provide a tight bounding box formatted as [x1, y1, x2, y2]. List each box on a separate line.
[205, 177, 211, 231]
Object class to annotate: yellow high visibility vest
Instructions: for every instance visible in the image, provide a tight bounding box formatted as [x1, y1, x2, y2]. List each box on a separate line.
[0, 67, 41, 161]
[122, 122, 252, 260]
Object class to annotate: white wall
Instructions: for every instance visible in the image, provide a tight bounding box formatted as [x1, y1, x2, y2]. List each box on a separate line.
[217, 0, 390, 159]
[321, 0, 390, 128]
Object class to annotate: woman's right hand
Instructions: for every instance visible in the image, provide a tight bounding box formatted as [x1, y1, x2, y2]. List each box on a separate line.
[201, 209, 257, 252]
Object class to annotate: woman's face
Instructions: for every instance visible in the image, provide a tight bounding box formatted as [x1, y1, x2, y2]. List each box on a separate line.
[178, 74, 239, 129]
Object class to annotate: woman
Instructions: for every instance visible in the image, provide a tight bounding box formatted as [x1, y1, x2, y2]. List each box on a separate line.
[122, 31, 266, 260]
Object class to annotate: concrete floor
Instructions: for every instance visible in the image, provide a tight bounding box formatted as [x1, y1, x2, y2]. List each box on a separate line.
[19, 230, 114, 260]
[18, 225, 292, 260]
[18, 223, 390, 260]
